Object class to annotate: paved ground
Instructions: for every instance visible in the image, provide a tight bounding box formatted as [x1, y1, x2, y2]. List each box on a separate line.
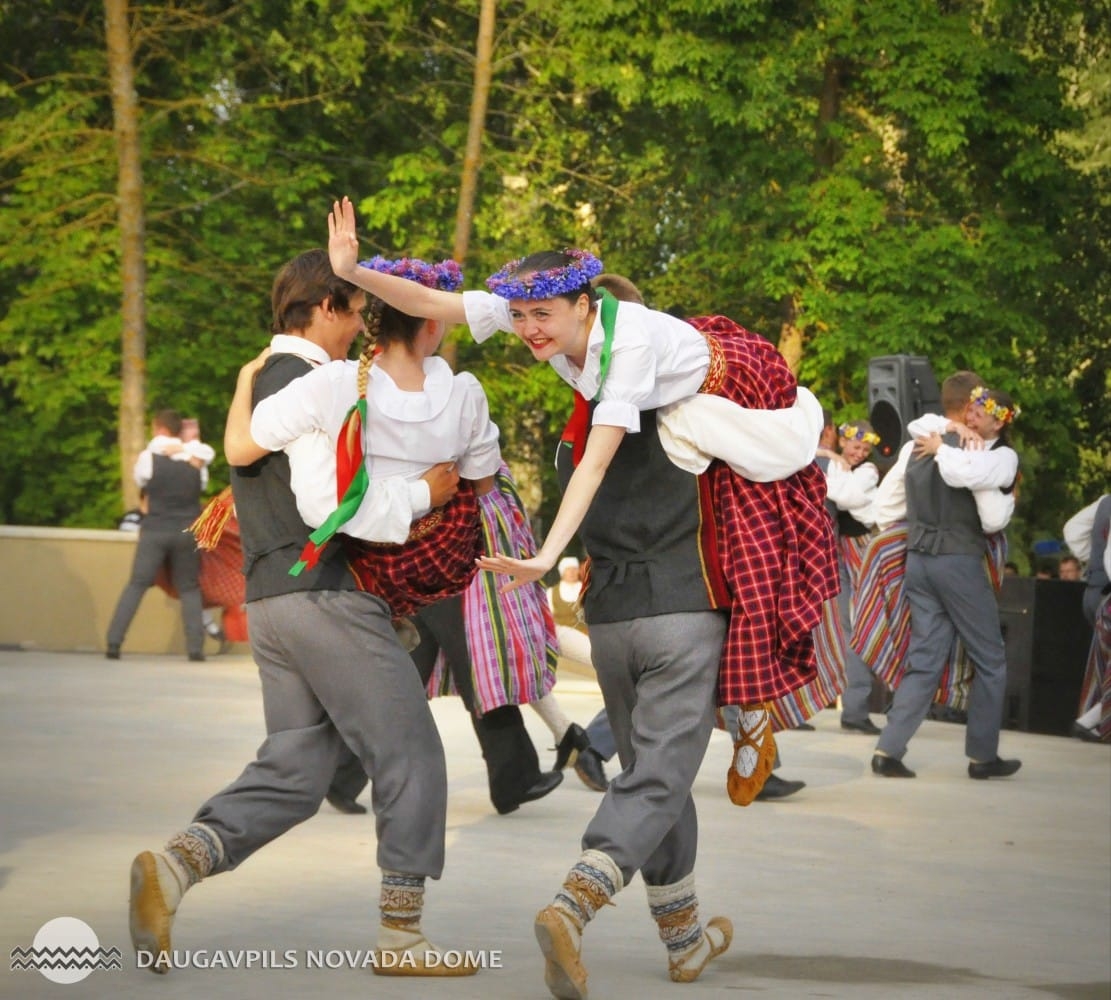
[0, 648, 1108, 1000]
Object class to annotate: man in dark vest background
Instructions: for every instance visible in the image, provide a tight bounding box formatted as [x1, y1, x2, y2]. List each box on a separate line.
[107, 409, 207, 661]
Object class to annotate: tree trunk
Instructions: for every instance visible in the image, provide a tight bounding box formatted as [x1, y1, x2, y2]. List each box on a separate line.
[104, 0, 147, 511]
[777, 293, 803, 376]
[781, 57, 843, 374]
[443, 0, 496, 373]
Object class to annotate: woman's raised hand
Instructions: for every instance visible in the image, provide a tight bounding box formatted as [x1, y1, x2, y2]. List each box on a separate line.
[327, 197, 360, 279]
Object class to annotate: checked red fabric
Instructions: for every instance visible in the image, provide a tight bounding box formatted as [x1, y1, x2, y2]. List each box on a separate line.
[689, 316, 839, 705]
[344, 482, 483, 619]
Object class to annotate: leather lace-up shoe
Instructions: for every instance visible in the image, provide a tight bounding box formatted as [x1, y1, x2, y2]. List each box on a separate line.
[871, 754, 916, 778]
[968, 757, 1022, 780]
[841, 717, 883, 735]
[519, 769, 564, 805]
[573, 748, 609, 792]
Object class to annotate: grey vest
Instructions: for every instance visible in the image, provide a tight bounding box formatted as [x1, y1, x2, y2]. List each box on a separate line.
[904, 431, 985, 557]
[570, 408, 720, 625]
[230, 353, 358, 603]
[142, 453, 202, 533]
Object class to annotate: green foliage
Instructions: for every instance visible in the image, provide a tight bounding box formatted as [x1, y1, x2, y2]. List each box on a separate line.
[0, 0, 1105, 558]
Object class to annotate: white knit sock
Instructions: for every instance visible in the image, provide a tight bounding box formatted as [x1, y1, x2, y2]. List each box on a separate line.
[531, 693, 574, 743]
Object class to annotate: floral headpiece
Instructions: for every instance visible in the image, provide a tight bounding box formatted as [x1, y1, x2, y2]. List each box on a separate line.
[970, 386, 1020, 425]
[359, 255, 463, 292]
[486, 249, 603, 301]
[839, 423, 881, 445]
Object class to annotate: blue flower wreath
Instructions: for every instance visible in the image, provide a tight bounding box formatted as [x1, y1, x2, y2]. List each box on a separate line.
[485, 249, 603, 300]
[359, 255, 463, 292]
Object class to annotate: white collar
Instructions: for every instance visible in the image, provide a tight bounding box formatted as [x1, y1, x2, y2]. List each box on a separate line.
[367, 356, 454, 422]
[269, 333, 332, 367]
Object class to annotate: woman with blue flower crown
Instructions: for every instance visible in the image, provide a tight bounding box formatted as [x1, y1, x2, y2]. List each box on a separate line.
[226, 254, 586, 820]
[328, 196, 840, 998]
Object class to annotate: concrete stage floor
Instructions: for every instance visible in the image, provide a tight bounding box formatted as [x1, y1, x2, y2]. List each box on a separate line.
[0, 649, 1107, 999]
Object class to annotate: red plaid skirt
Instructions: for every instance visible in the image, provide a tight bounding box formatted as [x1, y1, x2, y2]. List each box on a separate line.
[344, 482, 482, 618]
[691, 316, 839, 705]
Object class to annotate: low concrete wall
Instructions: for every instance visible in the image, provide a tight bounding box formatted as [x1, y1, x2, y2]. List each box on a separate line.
[0, 526, 227, 656]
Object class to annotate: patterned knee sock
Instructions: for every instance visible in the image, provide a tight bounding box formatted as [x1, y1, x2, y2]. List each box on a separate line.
[646, 873, 704, 962]
[551, 849, 623, 934]
[162, 822, 224, 893]
[378, 871, 426, 948]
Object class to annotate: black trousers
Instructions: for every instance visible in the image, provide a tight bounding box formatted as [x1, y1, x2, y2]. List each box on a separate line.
[329, 594, 542, 813]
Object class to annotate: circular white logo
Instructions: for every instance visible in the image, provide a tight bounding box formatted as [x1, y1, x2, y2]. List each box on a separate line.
[31, 917, 104, 984]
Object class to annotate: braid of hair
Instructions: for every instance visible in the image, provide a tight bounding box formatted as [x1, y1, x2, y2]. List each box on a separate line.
[356, 302, 385, 399]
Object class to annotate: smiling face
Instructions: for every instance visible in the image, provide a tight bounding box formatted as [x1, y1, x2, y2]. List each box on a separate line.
[965, 401, 1003, 439]
[839, 436, 873, 467]
[508, 293, 593, 367]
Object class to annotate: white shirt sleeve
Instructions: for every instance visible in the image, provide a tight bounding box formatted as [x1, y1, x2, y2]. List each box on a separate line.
[592, 341, 658, 433]
[873, 441, 914, 530]
[462, 290, 513, 344]
[934, 443, 1018, 491]
[331, 479, 432, 543]
[250, 365, 343, 451]
[133, 450, 154, 489]
[1063, 499, 1100, 564]
[183, 440, 216, 466]
[655, 386, 822, 480]
[906, 413, 950, 438]
[455, 374, 503, 479]
[973, 487, 1015, 534]
[287, 430, 432, 544]
[825, 461, 878, 526]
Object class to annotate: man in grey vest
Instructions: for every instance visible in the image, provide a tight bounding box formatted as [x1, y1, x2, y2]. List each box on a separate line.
[127, 250, 476, 978]
[872, 380, 1021, 780]
[107, 409, 208, 661]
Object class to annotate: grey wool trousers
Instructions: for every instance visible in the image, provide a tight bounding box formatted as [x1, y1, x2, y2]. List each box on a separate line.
[192, 589, 448, 878]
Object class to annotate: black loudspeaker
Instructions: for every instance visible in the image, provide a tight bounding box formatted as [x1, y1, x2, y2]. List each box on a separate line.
[867, 355, 942, 469]
[998, 577, 1091, 736]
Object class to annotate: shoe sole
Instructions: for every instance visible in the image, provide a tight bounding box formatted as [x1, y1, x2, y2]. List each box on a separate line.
[535, 908, 587, 1000]
[573, 764, 609, 793]
[129, 852, 171, 974]
[969, 765, 1022, 780]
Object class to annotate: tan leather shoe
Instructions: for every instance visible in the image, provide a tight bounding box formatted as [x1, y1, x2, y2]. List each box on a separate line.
[129, 851, 179, 974]
[535, 905, 588, 1000]
[669, 916, 733, 983]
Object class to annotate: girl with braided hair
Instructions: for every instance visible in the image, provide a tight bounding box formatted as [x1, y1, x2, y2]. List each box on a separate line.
[326, 200, 839, 997]
[232, 255, 569, 816]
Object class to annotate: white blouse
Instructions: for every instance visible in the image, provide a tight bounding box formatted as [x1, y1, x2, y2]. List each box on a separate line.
[874, 414, 1016, 534]
[463, 290, 709, 433]
[251, 341, 500, 543]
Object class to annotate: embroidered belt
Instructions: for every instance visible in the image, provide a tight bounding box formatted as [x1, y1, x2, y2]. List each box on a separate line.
[698, 333, 726, 395]
[363, 506, 445, 548]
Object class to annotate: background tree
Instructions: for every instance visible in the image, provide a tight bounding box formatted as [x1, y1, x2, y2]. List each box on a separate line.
[104, 0, 147, 511]
[0, 0, 1105, 572]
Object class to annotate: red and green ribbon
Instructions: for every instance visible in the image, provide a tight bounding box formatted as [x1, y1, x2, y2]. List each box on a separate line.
[290, 398, 367, 576]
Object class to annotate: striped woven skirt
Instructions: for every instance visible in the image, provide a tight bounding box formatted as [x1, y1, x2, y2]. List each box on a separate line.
[850, 523, 1007, 708]
[426, 465, 558, 714]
